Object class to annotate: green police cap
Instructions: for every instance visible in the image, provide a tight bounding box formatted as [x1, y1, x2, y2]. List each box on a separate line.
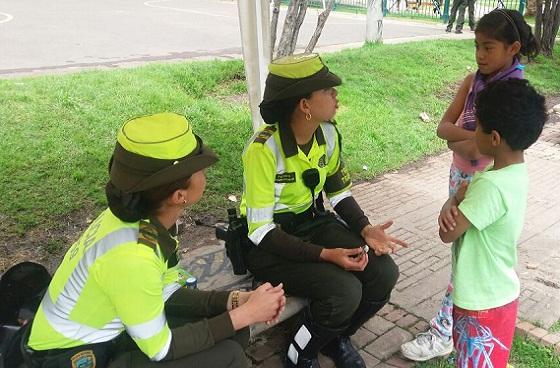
[109, 112, 218, 193]
[261, 53, 341, 104]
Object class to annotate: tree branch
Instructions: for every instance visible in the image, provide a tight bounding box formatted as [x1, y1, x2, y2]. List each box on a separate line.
[270, 0, 282, 59]
[305, 0, 335, 53]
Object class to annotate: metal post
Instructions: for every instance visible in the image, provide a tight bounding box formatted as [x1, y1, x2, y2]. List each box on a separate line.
[442, 0, 450, 22]
[237, 0, 271, 131]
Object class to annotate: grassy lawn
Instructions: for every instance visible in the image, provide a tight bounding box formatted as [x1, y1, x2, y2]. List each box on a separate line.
[418, 336, 560, 367]
[0, 40, 559, 237]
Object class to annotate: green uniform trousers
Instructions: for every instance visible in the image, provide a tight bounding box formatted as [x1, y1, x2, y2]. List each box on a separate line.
[247, 214, 399, 329]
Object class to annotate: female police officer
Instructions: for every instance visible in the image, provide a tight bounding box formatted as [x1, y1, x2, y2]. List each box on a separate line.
[24, 112, 285, 367]
[240, 54, 406, 368]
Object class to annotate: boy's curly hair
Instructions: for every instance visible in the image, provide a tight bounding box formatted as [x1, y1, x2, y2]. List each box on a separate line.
[475, 79, 547, 151]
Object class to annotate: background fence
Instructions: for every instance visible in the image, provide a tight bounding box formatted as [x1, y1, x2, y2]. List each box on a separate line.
[294, 0, 526, 22]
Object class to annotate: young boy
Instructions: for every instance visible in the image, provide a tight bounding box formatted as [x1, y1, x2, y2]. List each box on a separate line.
[437, 79, 547, 368]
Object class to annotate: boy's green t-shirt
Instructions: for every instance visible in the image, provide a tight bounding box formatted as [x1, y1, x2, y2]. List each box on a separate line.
[454, 163, 528, 311]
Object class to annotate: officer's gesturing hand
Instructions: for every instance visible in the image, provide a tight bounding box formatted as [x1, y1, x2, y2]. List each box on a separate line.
[361, 221, 408, 256]
[320, 247, 369, 271]
[229, 283, 286, 330]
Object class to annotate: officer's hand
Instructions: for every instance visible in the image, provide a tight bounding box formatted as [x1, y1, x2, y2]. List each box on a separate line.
[241, 283, 285, 326]
[320, 247, 369, 271]
[361, 222, 408, 256]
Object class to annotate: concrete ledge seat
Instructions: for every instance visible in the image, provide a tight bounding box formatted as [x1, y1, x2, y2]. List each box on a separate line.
[179, 243, 308, 336]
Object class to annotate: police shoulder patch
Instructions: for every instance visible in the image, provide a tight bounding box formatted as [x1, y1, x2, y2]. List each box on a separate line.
[71, 350, 96, 368]
[138, 220, 158, 251]
[253, 125, 277, 144]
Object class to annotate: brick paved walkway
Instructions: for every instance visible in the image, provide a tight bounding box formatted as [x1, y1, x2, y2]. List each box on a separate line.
[182, 117, 560, 367]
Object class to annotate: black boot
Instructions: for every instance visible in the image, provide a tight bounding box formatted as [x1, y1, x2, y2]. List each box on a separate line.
[345, 298, 389, 336]
[286, 309, 341, 368]
[321, 299, 389, 368]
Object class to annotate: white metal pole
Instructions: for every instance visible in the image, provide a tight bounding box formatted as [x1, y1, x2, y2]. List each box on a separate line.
[237, 0, 271, 131]
[366, 0, 383, 43]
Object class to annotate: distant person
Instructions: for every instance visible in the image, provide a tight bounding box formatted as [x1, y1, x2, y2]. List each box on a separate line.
[438, 78, 546, 367]
[446, 0, 475, 33]
[23, 113, 286, 368]
[401, 9, 538, 363]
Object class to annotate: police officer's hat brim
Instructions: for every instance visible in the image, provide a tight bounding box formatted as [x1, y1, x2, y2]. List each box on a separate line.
[109, 136, 218, 193]
[261, 67, 341, 104]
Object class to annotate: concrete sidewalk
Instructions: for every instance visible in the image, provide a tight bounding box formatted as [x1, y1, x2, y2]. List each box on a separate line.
[182, 116, 560, 367]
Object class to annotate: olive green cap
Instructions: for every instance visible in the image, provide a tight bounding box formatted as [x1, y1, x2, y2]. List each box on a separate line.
[109, 112, 218, 193]
[261, 53, 341, 104]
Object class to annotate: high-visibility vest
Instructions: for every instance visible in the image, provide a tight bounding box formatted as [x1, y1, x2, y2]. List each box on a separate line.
[28, 209, 188, 361]
[240, 121, 352, 245]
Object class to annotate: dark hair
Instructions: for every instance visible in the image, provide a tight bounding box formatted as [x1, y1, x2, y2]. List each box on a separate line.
[259, 93, 311, 125]
[106, 176, 191, 222]
[475, 79, 546, 150]
[476, 10, 539, 59]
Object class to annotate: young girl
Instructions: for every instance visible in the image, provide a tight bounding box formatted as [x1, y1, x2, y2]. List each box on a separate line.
[401, 9, 539, 362]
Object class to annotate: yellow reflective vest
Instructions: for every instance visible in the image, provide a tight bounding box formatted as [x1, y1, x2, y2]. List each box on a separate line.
[241, 121, 352, 245]
[28, 209, 189, 361]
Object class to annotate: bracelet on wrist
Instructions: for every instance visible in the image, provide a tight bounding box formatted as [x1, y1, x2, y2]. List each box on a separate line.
[231, 290, 240, 309]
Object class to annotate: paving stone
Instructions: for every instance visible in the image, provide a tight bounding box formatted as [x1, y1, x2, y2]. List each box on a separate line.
[364, 327, 413, 360]
[541, 333, 560, 347]
[351, 327, 377, 349]
[363, 315, 395, 336]
[515, 321, 536, 338]
[359, 350, 380, 367]
[317, 353, 335, 368]
[378, 303, 395, 317]
[385, 308, 407, 323]
[408, 320, 429, 336]
[385, 355, 417, 367]
[527, 327, 548, 342]
[396, 314, 419, 329]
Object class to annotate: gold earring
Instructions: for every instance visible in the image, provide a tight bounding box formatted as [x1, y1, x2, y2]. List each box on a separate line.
[305, 112, 312, 121]
[183, 199, 187, 204]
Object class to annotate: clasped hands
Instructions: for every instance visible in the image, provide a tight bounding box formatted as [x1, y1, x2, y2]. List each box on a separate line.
[320, 220, 408, 271]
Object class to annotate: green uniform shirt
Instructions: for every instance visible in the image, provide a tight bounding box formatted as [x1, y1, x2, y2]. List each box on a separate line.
[241, 121, 352, 245]
[454, 163, 528, 310]
[28, 209, 190, 361]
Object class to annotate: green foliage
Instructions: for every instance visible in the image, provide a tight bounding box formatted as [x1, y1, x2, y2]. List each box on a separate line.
[418, 336, 560, 367]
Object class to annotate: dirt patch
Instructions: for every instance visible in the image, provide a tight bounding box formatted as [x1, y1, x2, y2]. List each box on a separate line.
[0, 209, 220, 275]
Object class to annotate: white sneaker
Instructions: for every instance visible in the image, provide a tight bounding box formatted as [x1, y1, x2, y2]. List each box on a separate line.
[400, 329, 453, 362]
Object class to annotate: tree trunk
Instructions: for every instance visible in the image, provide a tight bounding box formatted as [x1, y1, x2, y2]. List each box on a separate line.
[526, 0, 537, 16]
[366, 0, 384, 43]
[305, 0, 335, 53]
[287, 1, 308, 55]
[535, 0, 560, 57]
[276, 0, 308, 58]
[270, 0, 282, 59]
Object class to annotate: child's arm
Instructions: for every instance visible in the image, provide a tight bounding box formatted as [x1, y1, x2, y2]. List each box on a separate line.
[439, 182, 470, 243]
[436, 73, 475, 142]
[439, 205, 471, 243]
[447, 139, 481, 160]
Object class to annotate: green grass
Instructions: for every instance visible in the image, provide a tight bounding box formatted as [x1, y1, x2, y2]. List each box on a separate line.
[0, 40, 559, 237]
[550, 320, 560, 333]
[418, 336, 560, 367]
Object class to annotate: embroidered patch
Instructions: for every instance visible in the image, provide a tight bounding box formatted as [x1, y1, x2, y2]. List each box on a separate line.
[138, 220, 158, 250]
[275, 172, 296, 183]
[70, 350, 96, 368]
[317, 154, 327, 168]
[253, 126, 277, 144]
